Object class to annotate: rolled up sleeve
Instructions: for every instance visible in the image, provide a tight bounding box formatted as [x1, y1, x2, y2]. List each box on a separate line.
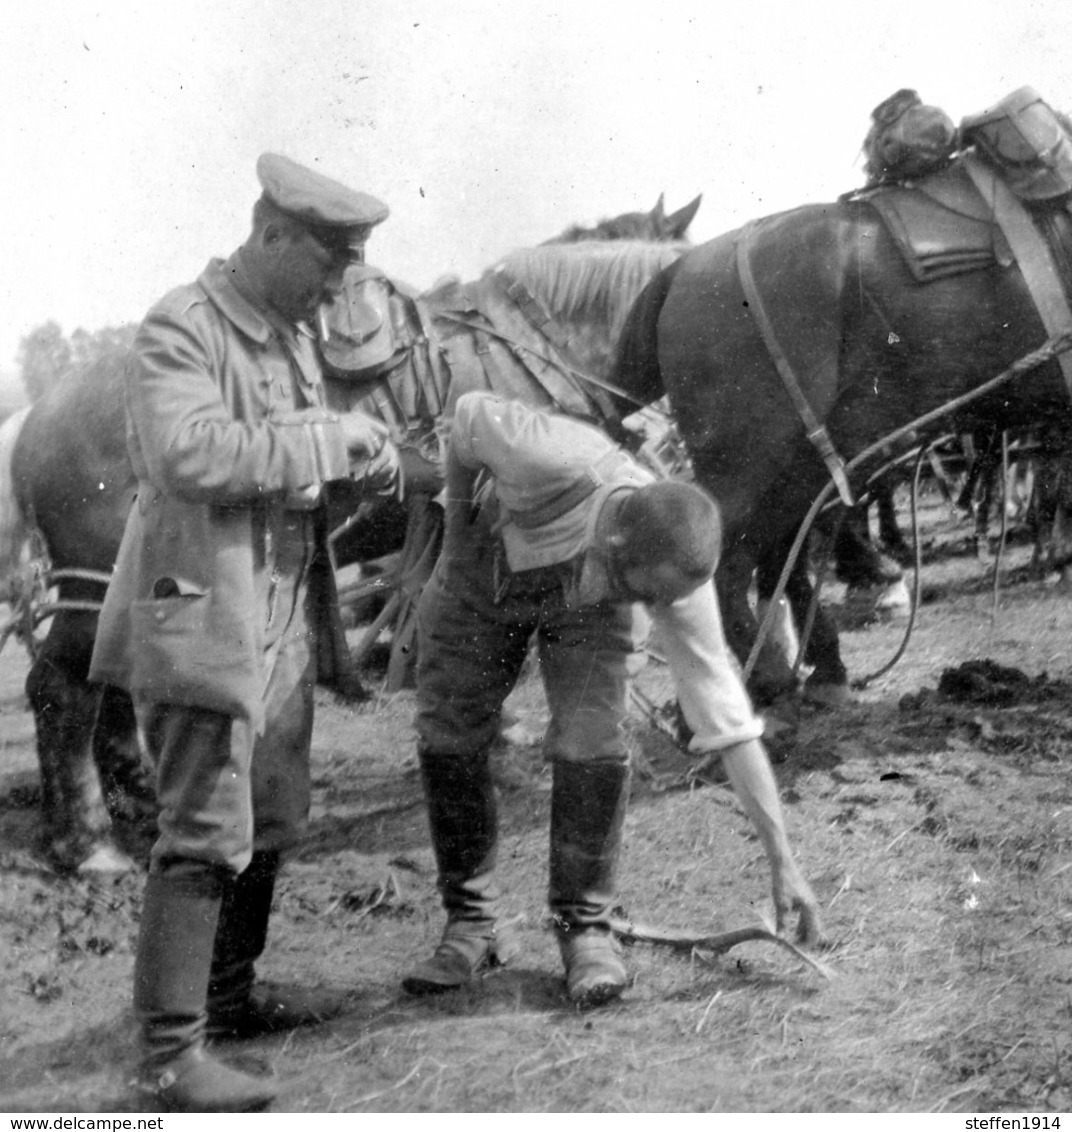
[651, 581, 765, 752]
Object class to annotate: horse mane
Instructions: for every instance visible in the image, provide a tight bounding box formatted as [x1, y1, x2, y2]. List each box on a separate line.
[490, 240, 686, 347]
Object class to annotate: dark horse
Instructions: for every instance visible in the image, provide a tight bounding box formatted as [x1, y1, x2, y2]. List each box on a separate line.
[613, 156, 1072, 707]
[0, 234, 687, 873]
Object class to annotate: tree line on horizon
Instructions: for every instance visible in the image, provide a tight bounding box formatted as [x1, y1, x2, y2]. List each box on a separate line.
[15, 320, 136, 404]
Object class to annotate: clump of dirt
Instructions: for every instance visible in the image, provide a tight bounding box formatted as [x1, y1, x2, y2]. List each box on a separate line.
[936, 657, 1045, 704]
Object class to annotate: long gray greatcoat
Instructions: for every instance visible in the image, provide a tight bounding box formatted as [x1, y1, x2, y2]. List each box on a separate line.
[89, 253, 367, 731]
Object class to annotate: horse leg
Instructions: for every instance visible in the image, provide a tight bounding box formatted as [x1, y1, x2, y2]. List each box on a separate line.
[92, 683, 157, 855]
[25, 610, 135, 873]
[831, 503, 910, 622]
[964, 430, 1001, 560]
[732, 546, 799, 709]
[876, 480, 911, 561]
[755, 529, 851, 706]
[782, 555, 852, 705]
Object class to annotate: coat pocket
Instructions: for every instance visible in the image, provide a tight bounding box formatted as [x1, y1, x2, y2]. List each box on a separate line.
[129, 585, 261, 719]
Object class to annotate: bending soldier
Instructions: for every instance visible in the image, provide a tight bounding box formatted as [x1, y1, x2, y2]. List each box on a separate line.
[403, 392, 824, 1008]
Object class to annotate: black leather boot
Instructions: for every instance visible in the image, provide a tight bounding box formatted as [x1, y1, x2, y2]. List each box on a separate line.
[549, 759, 631, 1008]
[206, 849, 344, 1040]
[133, 866, 276, 1112]
[402, 749, 516, 995]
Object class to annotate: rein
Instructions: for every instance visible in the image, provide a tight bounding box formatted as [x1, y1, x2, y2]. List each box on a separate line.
[743, 328, 1072, 685]
[849, 447, 928, 690]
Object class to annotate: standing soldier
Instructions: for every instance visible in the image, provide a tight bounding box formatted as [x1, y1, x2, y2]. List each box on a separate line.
[91, 154, 400, 1111]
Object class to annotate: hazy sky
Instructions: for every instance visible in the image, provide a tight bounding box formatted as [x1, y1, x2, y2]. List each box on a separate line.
[2, 0, 1071, 379]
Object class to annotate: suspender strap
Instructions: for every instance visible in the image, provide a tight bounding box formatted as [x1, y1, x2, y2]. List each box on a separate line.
[509, 450, 632, 530]
[963, 154, 1072, 400]
[736, 221, 855, 506]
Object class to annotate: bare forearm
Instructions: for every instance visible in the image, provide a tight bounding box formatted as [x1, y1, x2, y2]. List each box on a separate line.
[710, 736, 824, 945]
[719, 737, 795, 866]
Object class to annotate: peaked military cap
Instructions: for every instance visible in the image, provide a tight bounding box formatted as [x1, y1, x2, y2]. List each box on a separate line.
[256, 153, 389, 257]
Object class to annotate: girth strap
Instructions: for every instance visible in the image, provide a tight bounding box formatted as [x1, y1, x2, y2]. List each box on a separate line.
[735, 221, 855, 506]
[963, 154, 1072, 400]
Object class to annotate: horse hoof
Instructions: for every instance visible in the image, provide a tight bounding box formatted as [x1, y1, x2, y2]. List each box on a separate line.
[76, 843, 138, 876]
[802, 681, 853, 707]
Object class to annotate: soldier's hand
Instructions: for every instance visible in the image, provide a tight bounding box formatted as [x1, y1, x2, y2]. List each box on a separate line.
[359, 439, 402, 497]
[771, 859, 826, 949]
[282, 484, 322, 510]
[339, 411, 392, 459]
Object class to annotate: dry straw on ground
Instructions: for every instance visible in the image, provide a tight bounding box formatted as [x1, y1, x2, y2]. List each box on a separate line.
[1, 492, 1071, 1111]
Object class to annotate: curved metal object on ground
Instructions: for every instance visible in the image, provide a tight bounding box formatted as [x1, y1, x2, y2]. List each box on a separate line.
[608, 916, 835, 979]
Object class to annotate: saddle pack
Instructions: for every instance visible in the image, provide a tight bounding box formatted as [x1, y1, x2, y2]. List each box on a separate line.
[851, 86, 1072, 283]
[961, 86, 1072, 202]
[317, 263, 425, 383]
[862, 88, 958, 185]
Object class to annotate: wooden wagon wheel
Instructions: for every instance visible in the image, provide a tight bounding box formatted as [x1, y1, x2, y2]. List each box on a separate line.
[342, 494, 444, 692]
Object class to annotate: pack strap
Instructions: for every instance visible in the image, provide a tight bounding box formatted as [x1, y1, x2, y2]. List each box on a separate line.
[963, 154, 1072, 400]
[500, 274, 620, 423]
[736, 221, 855, 507]
[435, 310, 647, 419]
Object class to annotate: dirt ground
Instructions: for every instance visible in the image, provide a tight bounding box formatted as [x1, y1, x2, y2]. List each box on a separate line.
[2, 490, 1072, 1114]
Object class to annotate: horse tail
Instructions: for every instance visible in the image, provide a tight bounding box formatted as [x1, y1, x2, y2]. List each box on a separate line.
[0, 405, 33, 601]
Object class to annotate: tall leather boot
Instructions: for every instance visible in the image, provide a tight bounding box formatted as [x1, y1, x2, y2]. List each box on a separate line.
[206, 849, 344, 1040]
[549, 759, 631, 1008]
[133, 866, 276, 1112]
[401, 748, 515, 995]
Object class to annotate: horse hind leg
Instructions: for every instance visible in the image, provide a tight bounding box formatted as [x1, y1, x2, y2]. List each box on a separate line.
[93, 684, 157, 857]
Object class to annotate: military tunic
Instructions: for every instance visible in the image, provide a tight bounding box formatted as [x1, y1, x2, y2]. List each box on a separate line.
[416, 392, 762, 768]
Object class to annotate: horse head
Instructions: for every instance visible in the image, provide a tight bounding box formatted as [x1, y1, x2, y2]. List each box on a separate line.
[549, 193, 702, 245]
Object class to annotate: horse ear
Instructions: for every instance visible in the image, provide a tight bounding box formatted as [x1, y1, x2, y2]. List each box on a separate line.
[665, 194, 702, 239]
[650, 193, 666, 223]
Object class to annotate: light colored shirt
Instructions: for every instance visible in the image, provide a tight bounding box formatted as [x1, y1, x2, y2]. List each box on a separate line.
[450, 392, 764, 751]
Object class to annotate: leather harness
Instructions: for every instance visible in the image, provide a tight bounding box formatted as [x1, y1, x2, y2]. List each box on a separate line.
[735, 221, 856, 506]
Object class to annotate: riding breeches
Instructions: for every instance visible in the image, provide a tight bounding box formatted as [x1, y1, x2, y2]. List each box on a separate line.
[415, 516, 647, 766]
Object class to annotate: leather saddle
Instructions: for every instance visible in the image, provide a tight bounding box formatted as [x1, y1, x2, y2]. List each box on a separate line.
[849, 159, 1015, 282]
